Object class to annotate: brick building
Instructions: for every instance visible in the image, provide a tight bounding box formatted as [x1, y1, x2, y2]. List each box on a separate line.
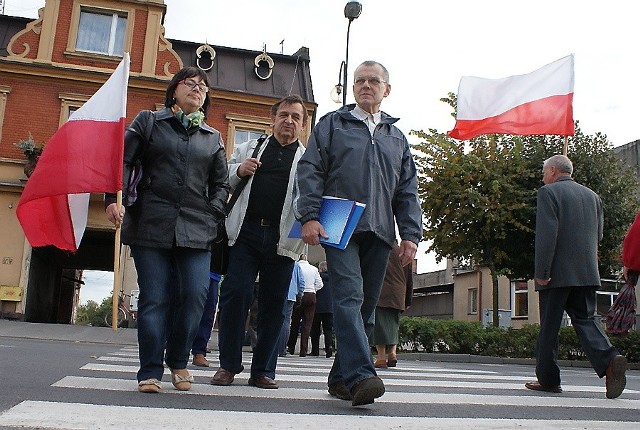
[0, 0, 315, 322]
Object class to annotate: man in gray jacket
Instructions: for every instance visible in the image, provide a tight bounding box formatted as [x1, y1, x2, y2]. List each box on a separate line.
[294, 61, 422, 406]
[527, 154, 626, 398]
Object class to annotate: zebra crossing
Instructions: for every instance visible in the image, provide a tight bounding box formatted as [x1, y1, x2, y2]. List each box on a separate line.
[1, 345, 639, 429]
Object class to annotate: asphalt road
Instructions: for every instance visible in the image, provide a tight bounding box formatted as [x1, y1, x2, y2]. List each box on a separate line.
[0, 325, 638, 429]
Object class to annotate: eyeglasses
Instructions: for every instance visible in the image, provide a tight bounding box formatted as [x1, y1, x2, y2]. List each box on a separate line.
[181, 78, 208, 93]
[354, 76, 387, 87]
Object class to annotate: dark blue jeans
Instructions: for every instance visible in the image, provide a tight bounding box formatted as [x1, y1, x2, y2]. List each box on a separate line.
[217, 220, 294, 379]
[324, 232, 391, 389]
[130, 245, 210, 382]
[191, 275, 220, 356]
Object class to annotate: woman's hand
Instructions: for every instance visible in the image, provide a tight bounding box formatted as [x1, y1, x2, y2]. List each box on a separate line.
[106, 203, 125, 226]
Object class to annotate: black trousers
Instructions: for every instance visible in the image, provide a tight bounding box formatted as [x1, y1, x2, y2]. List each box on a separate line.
[310, 312, 334, 354]
[536, 286, 618, 386]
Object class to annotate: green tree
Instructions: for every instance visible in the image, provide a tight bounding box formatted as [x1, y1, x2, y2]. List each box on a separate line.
[76, 296, 112, 327]
[412, 94, 638, 325]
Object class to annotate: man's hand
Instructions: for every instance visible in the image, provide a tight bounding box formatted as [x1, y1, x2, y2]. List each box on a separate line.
[398, 240, 417, 267]
[535, 278, 551, 286]
[301, 220, 328, 246]
[106, 203, 125, 226]
[237, 157, 261, 177]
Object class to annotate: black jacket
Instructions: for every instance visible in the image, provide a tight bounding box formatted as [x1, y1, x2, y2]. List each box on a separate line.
[106, 108, 229, 249]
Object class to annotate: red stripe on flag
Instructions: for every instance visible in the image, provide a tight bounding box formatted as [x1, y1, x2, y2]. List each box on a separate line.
[17, 118, 125, 251]
[448, 94, 574, 140]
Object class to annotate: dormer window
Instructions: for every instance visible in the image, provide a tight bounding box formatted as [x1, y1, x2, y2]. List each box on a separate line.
[76, 8, 127, 56]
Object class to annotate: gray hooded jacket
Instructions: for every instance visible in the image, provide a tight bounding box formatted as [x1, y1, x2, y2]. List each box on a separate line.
[294, 104, 421, 247]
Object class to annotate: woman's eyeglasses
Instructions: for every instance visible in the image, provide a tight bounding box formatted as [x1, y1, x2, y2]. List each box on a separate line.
[181, 78, 209, 93]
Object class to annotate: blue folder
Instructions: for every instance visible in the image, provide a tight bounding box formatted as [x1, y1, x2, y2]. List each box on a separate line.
[289, 196, 366, 250]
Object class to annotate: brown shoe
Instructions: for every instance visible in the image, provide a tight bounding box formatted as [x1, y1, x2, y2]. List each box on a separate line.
[605, 355, 627, 399]
[192, 353, 209, 367]
[328, 381, 352, 400]
[374, 359, 388, 368]
[211, 368, 236, 386]
[351, 376, 385, 406]
[248, 375, 279, 389]
[525, 381, 562, 393]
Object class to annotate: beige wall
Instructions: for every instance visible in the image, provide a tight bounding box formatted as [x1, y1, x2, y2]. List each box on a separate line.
[452, 267, 540, 329]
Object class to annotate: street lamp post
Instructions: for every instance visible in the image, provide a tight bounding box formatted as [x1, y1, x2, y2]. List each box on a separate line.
[342, 1, 362, 106]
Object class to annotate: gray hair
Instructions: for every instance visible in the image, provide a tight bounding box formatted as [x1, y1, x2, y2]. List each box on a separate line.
[356, 60, 389, 83]
[543, 154, 573, 175]
[318, 261, 328, 272]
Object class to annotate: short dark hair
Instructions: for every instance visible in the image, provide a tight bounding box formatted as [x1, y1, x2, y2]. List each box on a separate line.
[271, 95, 308, 123]
[165, 67, 211, 115]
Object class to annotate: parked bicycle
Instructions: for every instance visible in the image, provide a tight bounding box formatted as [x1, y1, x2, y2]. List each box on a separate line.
[105, 289, 138, 328]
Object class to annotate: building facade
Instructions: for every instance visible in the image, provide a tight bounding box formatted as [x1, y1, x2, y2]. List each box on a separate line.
[0, 0, 315, 322]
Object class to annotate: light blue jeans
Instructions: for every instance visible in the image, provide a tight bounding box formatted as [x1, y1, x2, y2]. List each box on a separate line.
[324, 232, 391, 389]
[130, 245, 210, 382]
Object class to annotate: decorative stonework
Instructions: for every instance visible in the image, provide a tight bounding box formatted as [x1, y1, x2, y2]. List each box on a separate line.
[6, 8, 44, 59]
[157, 29, 183, 77]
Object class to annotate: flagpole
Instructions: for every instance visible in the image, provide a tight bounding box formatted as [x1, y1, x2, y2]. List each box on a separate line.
[112, 190, 123, 331]
[562, 136, 568, 156]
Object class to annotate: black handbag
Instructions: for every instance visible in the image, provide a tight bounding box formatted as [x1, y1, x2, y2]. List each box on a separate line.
[210, 135, 267, 275]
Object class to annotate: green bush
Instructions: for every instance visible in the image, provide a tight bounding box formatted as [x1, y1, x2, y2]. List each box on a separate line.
[398, 316, 640, 363]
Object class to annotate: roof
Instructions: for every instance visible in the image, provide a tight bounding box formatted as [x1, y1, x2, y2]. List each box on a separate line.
[0, 15, 30, 57]
[169, 39, 315, 105]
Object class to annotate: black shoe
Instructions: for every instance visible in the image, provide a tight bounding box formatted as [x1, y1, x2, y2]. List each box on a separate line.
[351, 376, 385, 406]
[309, 351, 320, 356]
[328, 381, 352, 400]
[325, 349, 333, 358]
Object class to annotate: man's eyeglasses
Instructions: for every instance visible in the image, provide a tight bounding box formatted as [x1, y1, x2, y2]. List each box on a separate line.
[181, 78, 209, 93]
[354, 76, 387, 87]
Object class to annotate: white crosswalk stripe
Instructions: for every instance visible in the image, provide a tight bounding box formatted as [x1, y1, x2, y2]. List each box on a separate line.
[0, 347, 638, 429]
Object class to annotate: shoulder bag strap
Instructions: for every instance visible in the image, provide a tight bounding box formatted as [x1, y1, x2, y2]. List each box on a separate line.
[225, 134, 268, 214]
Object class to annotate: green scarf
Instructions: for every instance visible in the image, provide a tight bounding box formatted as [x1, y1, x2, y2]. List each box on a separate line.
[175, 108, 204, 129]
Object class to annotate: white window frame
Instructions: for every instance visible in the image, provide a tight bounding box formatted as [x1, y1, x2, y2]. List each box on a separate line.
[468, 288, 478, 315]
[510, 280, 529, 318]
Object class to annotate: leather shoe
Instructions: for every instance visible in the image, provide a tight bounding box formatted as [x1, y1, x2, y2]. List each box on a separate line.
[525, 381, 562, 393]
[328, 381, 352, 400]
[248, 375, 279, 389]
[211, 368, 237, 386]
[351, 376, 385, 406]
[605, 355, 627, 399]
[374, 359, 387, 368]
[192, 353, 209, 367]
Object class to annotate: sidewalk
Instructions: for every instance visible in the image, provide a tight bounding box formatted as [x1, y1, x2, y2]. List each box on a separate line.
[1, 319, 637, 370]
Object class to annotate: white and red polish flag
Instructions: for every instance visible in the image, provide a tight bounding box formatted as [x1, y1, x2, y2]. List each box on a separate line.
[448, 54, 574, 140]
[17, 53, 130, 251]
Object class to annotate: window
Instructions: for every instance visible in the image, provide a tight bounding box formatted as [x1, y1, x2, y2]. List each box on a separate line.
[511, 280, 529, 317]
[59, 93, 90, 125]
[75, 8, 127, 56]
[234, 129, 265, 146]
[225, 113, 272, 157]
[468, 288, 478, 314]
[0, 85, 10, 144]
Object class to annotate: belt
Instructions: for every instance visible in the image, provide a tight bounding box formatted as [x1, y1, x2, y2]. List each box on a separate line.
[247, 216, 279, 227]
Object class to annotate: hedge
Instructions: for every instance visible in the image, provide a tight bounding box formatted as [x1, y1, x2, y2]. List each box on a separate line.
[398, 317, 639, 363]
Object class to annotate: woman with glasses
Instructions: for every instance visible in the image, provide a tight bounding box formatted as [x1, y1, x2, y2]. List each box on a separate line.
[105, 66, 229, 393]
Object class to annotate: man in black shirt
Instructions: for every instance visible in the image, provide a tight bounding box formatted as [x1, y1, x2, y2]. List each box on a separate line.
[211, 96, 307, 389]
